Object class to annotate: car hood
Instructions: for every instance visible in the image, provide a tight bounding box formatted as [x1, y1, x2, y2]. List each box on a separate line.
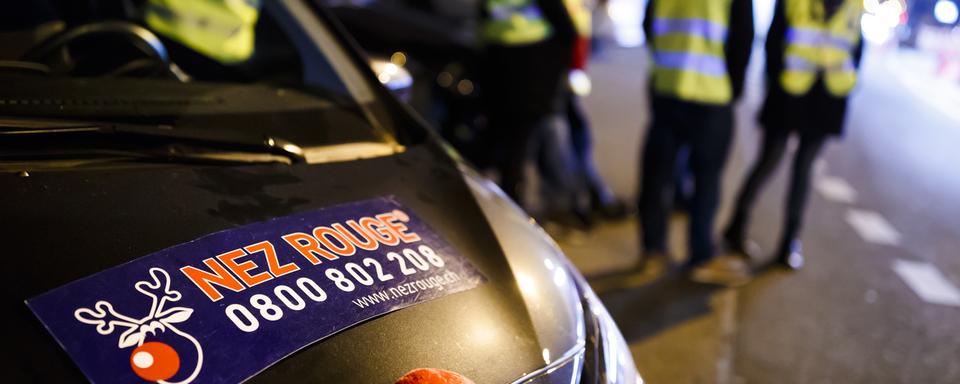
[4, 140, 580, 383]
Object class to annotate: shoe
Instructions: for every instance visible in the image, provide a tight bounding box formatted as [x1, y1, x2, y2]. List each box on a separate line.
[775, 240, 804, 271]
[589, 192, 632, 221]
[721, 222, 763, 262]
[541, 209, 593, 231]
[722, 237, 762, 262]
[689, 255, 753, 287]
[635, 252, 669, 277]
[596, 199, 631, 220]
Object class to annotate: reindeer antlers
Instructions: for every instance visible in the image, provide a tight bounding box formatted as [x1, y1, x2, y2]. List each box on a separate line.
[75, 301, 144, 348]
[74, 267, 194, 349]
[135, 268, 182, 320]
[75, 301, 138, 335]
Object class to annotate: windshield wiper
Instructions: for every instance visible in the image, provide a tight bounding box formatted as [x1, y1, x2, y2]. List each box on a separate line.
[0, 118, 306, 164]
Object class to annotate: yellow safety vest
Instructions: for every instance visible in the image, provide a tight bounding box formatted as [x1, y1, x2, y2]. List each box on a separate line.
[145, 0, 260, 64]
[650, 0, 733, 105]
[780, 0, 863, 97]
[563, 0, 592, 38]
[482, 0, 552, 46]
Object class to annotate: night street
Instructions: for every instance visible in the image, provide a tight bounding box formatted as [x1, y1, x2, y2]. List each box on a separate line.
[5, 1, 959, 382]
[561, 38, 960, 383]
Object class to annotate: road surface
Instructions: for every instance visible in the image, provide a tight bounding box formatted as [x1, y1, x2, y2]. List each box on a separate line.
[561, 41, 960, 383]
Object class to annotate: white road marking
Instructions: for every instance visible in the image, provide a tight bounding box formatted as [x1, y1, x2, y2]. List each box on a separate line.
[715, 289, 738, 384]
[815, 176, 858, 203]
[845, 209, 902, 246]
[814, 158, 828, 177]
[892, 259, 960, 307]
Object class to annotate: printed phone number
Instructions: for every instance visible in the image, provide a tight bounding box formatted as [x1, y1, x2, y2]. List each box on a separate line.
[223, 245, 445, 332]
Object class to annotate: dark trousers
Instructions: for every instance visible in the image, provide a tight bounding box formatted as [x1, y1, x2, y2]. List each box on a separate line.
[483, 41, 569, 207]
[567, 92, 614, 205]
[639, 97, 733, 265]
[534, 113, 584, 212]
[726, 129, 827, 251]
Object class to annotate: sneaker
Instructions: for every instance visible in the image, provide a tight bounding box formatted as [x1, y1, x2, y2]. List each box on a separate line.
[636, 252, 669, 276]
[689, 255, 753, 287]
[595, 199, 631, 221]
[774, 240, 804, 271]
[723, 238, 762, 262]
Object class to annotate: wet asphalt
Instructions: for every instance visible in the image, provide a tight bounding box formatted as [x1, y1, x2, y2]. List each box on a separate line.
[558, 42, 960, 383]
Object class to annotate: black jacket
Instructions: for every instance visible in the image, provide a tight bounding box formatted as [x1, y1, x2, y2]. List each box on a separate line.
[481, 0, 577, 116]
[759, 0, 864, 136]
[643, 0, 755, 103]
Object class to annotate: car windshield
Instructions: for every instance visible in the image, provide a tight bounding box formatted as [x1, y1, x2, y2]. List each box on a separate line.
[0, 0, 400, 164]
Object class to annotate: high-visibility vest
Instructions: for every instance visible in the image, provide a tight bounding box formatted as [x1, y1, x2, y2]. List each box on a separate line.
[145, 0, 260, 64]
[780, 0, 863, 97]
[649, 0, 733, 105]
[482, 0, 553, 46]
[563, 0, 592, 38]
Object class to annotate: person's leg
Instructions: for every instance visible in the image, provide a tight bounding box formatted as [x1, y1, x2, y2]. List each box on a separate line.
[638, 106, 680, 256]
[686, 107, 733, 266]
[567, 93, 608, 200]
[723, 129, 791, 249]
[496, 113, 540, 206]
[535, 112, 587, 224]
[568, 93, 628, 218]
[777, 131, 828, 257]
[567, 93, 590, 161]
[673, 145, 693, 212]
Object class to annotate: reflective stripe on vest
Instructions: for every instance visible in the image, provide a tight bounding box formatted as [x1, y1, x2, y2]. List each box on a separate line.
[482, 0, 552, 46]
[650, 0, 733, 105]
[652, 18, 728, 42]
[781, 0, 863, 97]
[145, 0, 260, 64]
[563, 0, 592, 37]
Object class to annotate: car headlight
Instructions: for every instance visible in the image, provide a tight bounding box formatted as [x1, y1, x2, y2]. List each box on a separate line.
[578, 279, 643, 384]
[459, 163, 643, 384]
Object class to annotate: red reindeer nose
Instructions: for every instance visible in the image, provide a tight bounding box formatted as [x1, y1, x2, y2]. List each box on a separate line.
[130, 342, 180, 382]
[395, 368, 475, 384]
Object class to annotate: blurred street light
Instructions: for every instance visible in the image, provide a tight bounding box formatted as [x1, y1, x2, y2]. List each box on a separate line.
[862, 0, 907, 44]
[934, 0, 959, 24]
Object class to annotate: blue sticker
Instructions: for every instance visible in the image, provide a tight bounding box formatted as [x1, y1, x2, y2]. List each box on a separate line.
[27, 197, 486, 384]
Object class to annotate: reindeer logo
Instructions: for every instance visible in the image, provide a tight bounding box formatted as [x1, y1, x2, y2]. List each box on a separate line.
[75, 268, 204, 383]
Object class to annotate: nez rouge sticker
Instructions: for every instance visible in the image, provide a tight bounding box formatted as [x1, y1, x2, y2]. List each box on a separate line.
[27, 197, 486, 384]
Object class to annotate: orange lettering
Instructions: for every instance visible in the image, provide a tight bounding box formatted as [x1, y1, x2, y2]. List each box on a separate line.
[245, 241, 300, 278]
[313, 226, 356, 256]
[336, 221, 379, 251]
[216, 248, 272, 288]
[180, 259, 245, 302]
[359, 217, 400, 246]
[282, 232, 339, 265]
[377, 212, 421, 243]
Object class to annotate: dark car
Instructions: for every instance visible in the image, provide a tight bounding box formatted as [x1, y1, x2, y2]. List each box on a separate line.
[1, 1, 641, 383]
[325, 0, 491, 167]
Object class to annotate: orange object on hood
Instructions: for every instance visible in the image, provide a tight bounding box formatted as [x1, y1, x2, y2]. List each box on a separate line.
[395, 368, 476, 384]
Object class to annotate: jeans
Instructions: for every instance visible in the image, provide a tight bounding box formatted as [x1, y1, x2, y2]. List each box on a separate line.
[639, 97, 733, 265]
[535, 113, 584, 213]
[567, 93, 615, 205]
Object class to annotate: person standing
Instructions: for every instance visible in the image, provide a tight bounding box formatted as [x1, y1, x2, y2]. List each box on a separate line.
[638, 0, 753, 282]
[562, 0, 630, 221]
[723, 0, 864, 270]
[480, 0, 580, 218]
